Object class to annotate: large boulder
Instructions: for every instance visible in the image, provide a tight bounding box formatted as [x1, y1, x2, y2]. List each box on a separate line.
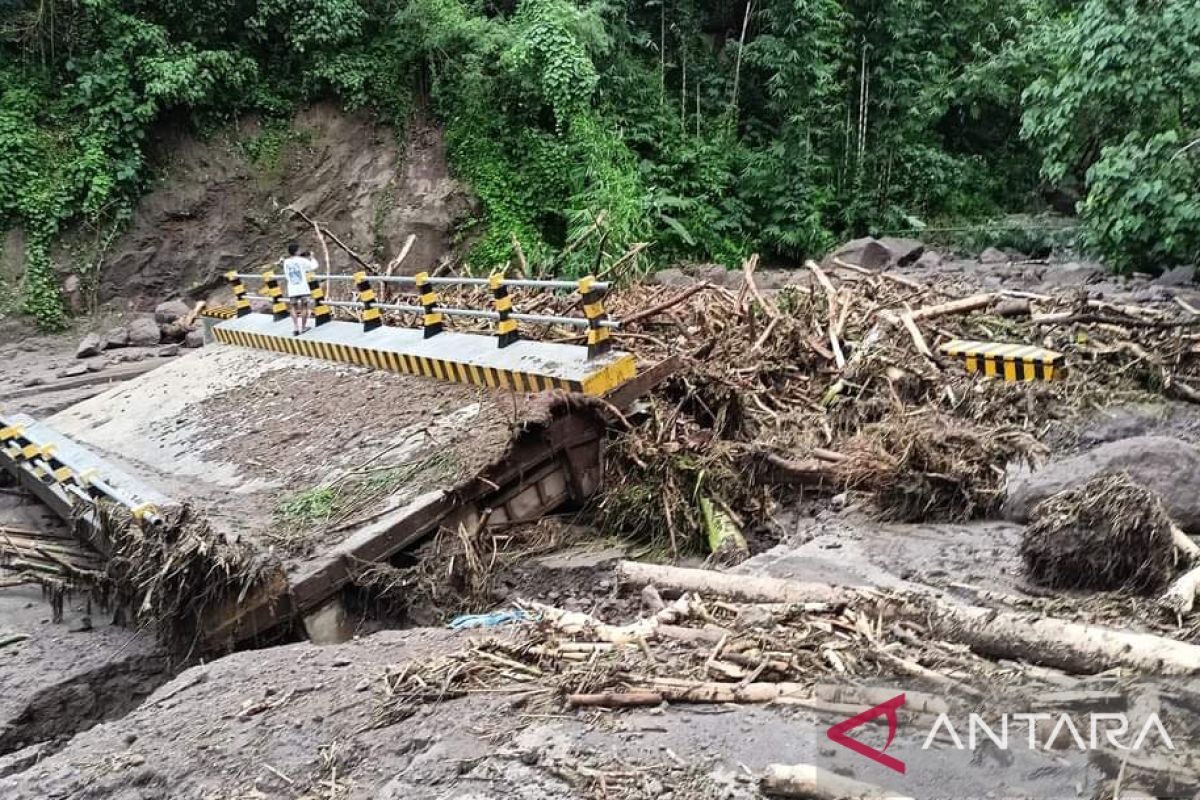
[154, 299, 191, 325]
[978, 247, 1010, 264]
[1004, 436, 1200, 532]
[183, 329, 205, 349]
[652, 268, 695, 288]
[827, 237, 925, 271]
[159, 322, 188, 344]
[1154, 265, 1195, 287]
[101, 326, 130, 349]
[75, 333, 102, 359]
[1039, 261, 1102, 289]
[127, 317, 162, 347]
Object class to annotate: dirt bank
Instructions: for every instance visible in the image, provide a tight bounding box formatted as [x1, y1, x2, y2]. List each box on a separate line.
[55, 104, 473, 311]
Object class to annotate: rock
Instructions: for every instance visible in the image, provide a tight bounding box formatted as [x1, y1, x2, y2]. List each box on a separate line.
[1040, 261, 1102, 289]
[58, 364, 88, 378]
[154, 299, 191, 324]
[1154, 265, 1195, 287]
[75, 333, 102, 359]
[914, 250, 943, 270]
[692, 264, 730, 286]
[157, 344, 180, 357]
[183, 329, 205, 349]
[85, 362, 104, 373]
[652, 268, 695, 288]
[876, 237, 926, 267]
[827, 236, 925, 271]
[127, 317, 161, 347]
[1079, 405, 1171, 446]
[993, 299, 1031, 318]
[102, 327, 130, 349]
[1004, 436, 1200, 532]
[21, 376, 45, 388]
[159, 323, 188, 343]
[1131, 287, 1169, 304]
[978, 247, 1009, 264]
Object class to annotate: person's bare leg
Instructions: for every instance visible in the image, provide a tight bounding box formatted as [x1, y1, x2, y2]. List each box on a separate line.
[290, 301, 301, 334]
[301, 299, 311, 331]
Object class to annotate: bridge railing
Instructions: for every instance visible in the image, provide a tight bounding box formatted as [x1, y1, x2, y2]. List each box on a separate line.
[225, 270, 619, 358]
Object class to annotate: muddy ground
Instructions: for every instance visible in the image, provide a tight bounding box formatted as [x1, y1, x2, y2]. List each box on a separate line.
[6, 250, 1200, 797]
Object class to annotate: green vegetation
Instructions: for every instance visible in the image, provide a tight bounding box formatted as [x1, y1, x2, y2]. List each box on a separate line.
[1, 1, 1198, 329]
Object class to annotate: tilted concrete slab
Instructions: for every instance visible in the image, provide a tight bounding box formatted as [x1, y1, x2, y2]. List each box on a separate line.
[212, 313, 636, 395]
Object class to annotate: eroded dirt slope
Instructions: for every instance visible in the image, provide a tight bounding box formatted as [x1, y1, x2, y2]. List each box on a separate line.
[76, 105, 472, 309]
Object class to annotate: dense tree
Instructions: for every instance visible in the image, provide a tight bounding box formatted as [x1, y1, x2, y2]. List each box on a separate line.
[0, 0, 1196, 329]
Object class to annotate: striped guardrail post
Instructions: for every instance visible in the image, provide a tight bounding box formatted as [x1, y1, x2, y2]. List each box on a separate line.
[308, 272, 332, 327]
[489, 272, 519, 348]
[353, 271, 382, 333]
[577, 275, 613, 358]
[262, 270, 289, 321]
[415, 272, 444, 338]
[225, 271, 252, 318]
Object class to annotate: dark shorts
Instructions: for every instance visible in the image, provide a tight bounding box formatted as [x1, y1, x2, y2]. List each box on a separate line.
[289, 294, 313, 309]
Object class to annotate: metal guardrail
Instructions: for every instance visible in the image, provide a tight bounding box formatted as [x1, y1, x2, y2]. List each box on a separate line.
[0, 415, 164, 527]
[226, 269, 619, 358]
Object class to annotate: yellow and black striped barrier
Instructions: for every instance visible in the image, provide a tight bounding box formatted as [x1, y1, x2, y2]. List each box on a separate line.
[354, 271, 382, 332]
[578, 275, 612, 358]
[200, 306, 238, 321]
[209, 325, 637, 393]
[940, 339, 1064, 382]
[415, 271, 444, 338]
[490, 272, 519, 348]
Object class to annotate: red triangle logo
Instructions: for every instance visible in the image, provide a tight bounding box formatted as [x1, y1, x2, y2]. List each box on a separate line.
[826, 693, 906, 774]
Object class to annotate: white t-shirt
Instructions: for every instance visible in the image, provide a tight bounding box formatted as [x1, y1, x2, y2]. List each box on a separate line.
[282, 256, 317, 298]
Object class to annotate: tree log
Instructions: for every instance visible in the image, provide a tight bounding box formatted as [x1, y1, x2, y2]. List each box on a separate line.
[568, 691, 662, 708]
[761, 764, 913, 799]
[930, 603, 1200, 675]
[617, 562, 1200, 675]
[616, 561, 864, 606]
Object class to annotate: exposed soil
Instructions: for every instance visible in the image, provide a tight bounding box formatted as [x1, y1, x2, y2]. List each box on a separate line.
[43, 104, 474, 312]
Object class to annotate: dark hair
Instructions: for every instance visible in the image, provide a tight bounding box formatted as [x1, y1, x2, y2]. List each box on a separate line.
[287, 242, 300, 256]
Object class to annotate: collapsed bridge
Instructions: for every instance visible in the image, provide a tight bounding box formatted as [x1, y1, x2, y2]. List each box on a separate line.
[1, 273, 672, 649]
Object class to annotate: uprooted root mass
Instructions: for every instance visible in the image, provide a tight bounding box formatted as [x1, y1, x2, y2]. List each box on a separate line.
[1022, 473, 1179, 593]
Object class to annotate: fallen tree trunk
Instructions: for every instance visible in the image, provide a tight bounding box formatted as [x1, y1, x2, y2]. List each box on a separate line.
[761, 764, 913, 799]
[930, 603, 1200, 675]
[616, 561, 865, 606]
[617, 562, 1200, 675]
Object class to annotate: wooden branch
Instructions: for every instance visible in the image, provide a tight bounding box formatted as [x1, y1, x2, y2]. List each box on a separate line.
[286, 207, 371, 271]
[385, 234, 416, 275]
[899, 311, 934, 359]
[598, 242, 650, 280]
[743, 254, 779, 319]
[568, 691, 663, 708]
[623, 282, 710, 326]
[511, 234, 528, 278]
[1161, 564, 1200, 617]
[616, 561, 861, 606]
[806, 260, 846, 368]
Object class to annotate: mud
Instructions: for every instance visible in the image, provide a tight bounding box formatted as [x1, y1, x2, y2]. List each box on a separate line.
[0, 499, 174, 764]
[41, 346, 524, 567]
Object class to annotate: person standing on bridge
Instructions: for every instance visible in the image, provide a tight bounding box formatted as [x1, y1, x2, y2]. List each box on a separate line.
[281, 242, 318, 335]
